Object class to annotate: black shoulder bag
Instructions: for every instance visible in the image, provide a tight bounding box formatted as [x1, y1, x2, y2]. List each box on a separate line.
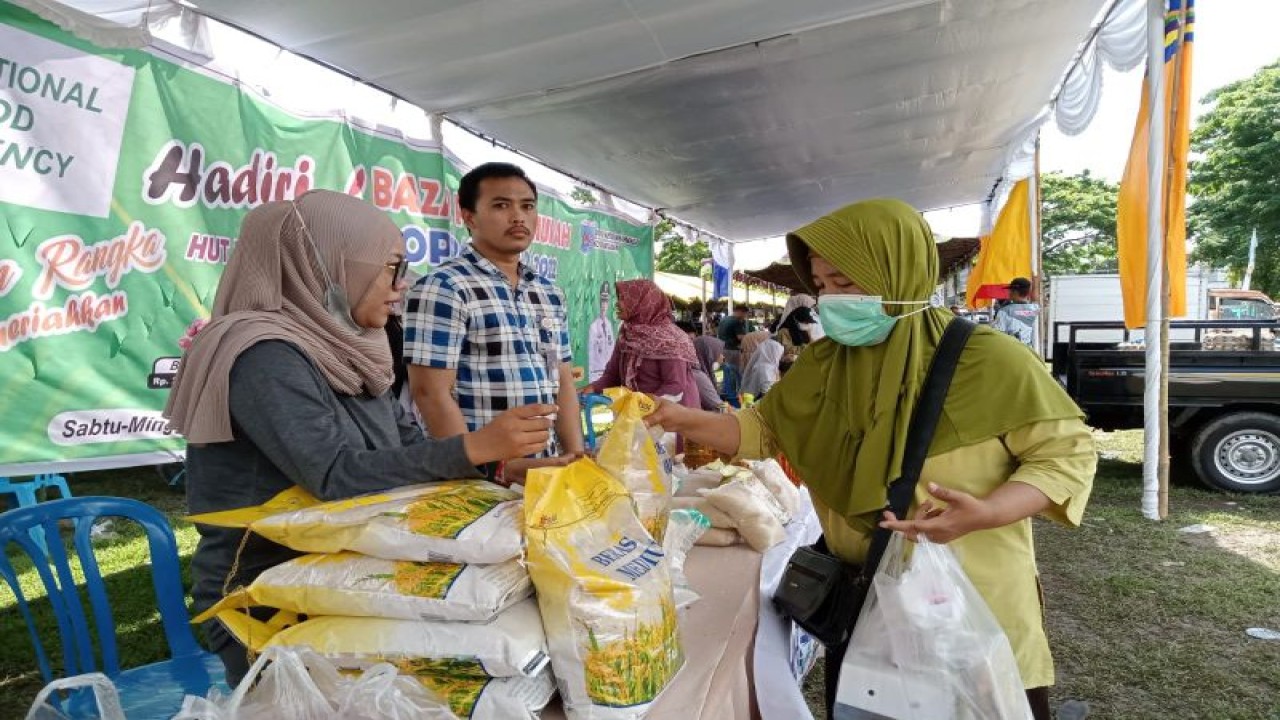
[773, 318, 975, 648]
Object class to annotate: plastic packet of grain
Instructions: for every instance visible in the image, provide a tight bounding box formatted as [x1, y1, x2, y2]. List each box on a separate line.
[596, 387, 674, 542]
[525, 458, 684, 719]
[205, 552, 532, 623]
[200, 598, 550, 679]
[664, 509, 710, 610]
[189, 480, 523, 564]
[393, 659, 557, 720]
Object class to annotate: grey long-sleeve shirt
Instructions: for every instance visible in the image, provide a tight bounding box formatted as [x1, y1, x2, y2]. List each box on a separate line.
[186, 340, 479, 652]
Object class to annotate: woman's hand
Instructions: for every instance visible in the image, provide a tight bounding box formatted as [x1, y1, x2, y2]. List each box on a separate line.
[644, 396, 742, 457]
[878, 481, 1052, 544]
[878, 482, 999, 544]
[463, 404, 557, 465]
[501, 453, 580, 486]
[644, 397, 690, 433]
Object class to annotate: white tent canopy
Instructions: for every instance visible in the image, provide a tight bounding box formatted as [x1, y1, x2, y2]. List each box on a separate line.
[654, 272, 786, 308]
[17, 0, 1113, 241]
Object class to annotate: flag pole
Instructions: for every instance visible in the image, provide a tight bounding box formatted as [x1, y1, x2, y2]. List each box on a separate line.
[1141, 0, 1169, 521]
[1159, 0, 1191, 520]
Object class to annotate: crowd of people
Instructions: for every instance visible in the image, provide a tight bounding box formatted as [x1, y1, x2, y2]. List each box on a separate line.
[165, 162, 1094, 720]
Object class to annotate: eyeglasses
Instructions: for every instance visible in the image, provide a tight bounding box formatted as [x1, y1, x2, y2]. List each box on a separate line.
[385, 258, 409, 284]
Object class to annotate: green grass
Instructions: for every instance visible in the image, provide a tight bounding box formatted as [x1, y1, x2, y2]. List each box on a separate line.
[804, 430, 1280, 719]
[0, 468, 198, 719]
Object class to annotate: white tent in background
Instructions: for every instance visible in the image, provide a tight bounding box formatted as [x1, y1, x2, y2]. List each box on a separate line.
[654, 272, 786, 309]
[16, 0, 1120, 242]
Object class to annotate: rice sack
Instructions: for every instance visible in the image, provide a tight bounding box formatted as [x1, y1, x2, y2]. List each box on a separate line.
[596, 388, 674, 542]
[393, 659, 557, 720]
[205, 552, 531, 623]
[188, 480, 523, 564]
[525, 459, 684, 719]
[199, 598, 550, 679]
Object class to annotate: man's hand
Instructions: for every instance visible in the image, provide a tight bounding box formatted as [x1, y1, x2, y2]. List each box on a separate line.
[878, 482, 1001, 544]
[463, 404, 557, 466]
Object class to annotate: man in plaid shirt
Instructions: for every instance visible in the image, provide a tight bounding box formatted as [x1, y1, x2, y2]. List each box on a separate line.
[404, 163, 584, 476]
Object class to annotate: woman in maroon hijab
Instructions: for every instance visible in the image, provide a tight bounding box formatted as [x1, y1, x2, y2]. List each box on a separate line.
[587, 279, 701, 409]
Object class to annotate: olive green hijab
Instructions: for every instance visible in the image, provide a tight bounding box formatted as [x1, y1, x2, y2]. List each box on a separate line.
[758, 198, 1083, 525]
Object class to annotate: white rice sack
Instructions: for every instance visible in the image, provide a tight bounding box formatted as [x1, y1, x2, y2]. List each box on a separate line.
[695, 527, 743, 547]
[674, 467, 725, 498]
[245, 481, 524, 564]
[671, 496, 736, 529]
[749, 459, 803, 519]
[243, 552, 532, 623]
[394, 661, 557, 720]
[701, 475, 787, 552]
[261, 599, 550, 678]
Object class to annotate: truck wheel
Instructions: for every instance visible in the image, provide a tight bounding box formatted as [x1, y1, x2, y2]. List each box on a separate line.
[1191, 412, 1280, 493]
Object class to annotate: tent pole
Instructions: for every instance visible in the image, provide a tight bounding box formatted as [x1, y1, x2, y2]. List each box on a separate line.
[1141, 0, 1169, 521]
[1028, 136, 1045, 356]
[701, 272, 708, 334]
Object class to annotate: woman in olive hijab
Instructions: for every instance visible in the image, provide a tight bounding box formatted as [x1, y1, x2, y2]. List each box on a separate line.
[649, 198, 1095, 720]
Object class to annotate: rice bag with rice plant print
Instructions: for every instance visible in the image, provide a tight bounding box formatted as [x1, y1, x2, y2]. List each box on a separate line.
[188, 480, 523, 564]
[525, 458, 684, 719]
[203, 552, 532, 623]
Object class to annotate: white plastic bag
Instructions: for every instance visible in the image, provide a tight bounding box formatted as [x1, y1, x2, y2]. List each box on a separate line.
[25, 673, 125, 720]
[172, 647, 453, 720]
[835, 533, 1033, 720]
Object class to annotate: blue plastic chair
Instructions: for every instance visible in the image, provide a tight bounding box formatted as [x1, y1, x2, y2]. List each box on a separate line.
[0, 496, 226, 718]
[581, 393, 614, 451]
[0, 473, 74, 554]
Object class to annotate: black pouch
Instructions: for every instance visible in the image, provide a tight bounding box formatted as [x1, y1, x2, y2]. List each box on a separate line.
[774, 538, 868, 647]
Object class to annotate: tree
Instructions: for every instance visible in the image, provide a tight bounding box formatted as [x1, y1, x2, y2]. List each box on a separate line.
[1040, 170, 1120, 276]
[1188, 60, 1280, 295]
[570, 186, 597, 205]
[654, 220, 709, 276]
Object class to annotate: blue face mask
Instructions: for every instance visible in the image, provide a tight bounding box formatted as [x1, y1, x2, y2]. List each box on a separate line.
[817, 294, 930, 346]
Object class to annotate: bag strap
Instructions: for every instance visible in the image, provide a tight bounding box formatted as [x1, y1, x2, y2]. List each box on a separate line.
[860, 317, 976, 576]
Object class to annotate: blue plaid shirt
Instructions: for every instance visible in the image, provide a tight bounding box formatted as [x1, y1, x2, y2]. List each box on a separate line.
[404, 247, 571, 448]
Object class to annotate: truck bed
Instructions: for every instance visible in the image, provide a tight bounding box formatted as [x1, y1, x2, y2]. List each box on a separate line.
[1052, 321, 1280, 431]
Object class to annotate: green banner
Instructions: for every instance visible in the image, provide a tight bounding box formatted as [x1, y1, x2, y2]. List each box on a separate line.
[0, 3, 651, 474]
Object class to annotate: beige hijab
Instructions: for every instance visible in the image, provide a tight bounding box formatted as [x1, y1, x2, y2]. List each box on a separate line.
[164, 190, 402, 444]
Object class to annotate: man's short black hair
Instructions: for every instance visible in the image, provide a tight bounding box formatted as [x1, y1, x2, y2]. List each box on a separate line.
[734, 305, 750, 314]
[1007, 277, 1033, 296]
[458, 162, 537, 212]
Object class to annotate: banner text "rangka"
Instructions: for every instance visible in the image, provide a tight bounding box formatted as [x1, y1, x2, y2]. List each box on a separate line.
[33, 222, 166, 300]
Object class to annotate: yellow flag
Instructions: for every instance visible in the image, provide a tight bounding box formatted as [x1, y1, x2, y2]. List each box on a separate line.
[966, 179, 1032, 308]
[1116, 0, 1193, 329]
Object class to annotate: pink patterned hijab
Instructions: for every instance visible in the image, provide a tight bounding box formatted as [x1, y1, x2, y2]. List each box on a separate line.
[615, 279, 698, 386]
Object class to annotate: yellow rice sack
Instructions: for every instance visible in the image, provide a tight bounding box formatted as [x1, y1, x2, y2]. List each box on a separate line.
[525, 459, 684, 720]
[189, 480, 523, 564]
[392, 660, 557, 720]
[206, 552, 531, 623]
[200, 598, 550, 678]
[596, 387, 674, 542]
